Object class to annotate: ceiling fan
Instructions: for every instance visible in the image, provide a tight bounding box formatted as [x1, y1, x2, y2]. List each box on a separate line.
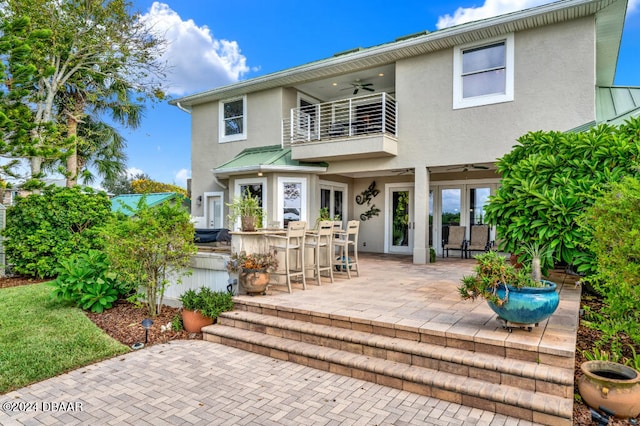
[341, 79, 374, 95]
[447, 164, 490, 172]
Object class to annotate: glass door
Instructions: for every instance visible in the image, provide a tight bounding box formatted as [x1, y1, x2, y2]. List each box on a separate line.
[440, 188, 462, 253]
[388, 186, 413, 254]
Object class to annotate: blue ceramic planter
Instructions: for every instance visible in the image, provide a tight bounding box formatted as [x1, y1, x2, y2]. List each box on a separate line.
[487, 280, 559, 325]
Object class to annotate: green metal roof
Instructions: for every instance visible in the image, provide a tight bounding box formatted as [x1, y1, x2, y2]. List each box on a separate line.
[111, 192, 184, 216]
[568, 86, 640, 132]
[213, 145, 328, 178]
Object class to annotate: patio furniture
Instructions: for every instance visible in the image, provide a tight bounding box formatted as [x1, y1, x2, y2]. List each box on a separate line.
[305, 220, 334, 285]
[333, 220, 360, 278]
[265, 221, 307, 293]
[465, 225, 490, 258]
[442, 225, 466, 258]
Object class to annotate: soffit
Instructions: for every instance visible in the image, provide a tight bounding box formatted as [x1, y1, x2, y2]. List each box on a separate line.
[172, 0, 624, 107]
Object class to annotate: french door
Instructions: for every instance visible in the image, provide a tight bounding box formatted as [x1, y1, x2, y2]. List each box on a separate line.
[386, 184, 413, 254]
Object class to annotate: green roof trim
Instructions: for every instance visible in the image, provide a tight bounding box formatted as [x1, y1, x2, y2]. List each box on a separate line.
[214, 145, 328, 177]
[111, 192, 185, 217]
[567, 86, 640, 132]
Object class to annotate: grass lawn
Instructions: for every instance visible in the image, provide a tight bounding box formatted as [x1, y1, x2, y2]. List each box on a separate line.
[0, 282, 129, 394]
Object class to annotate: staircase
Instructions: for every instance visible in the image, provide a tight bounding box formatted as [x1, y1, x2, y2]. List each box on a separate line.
[202, 298, 575, 425]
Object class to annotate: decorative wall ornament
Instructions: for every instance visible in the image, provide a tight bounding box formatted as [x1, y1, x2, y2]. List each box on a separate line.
[356, 181, 380, 205]
[356, 181, 380, 221]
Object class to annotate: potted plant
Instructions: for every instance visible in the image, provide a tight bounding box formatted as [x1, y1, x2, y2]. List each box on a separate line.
[179, 287, 234, 332]
[226, 190, 264, 231]
[458, 243, 559, 328]
[226, 251, 278, 295]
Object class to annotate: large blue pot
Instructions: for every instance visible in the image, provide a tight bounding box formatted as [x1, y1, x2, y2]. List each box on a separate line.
[487, 280, 559, 325]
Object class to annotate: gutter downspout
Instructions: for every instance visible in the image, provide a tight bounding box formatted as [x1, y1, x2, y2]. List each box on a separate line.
[211, 169, 228, 189]
[176, 102, 192, 114]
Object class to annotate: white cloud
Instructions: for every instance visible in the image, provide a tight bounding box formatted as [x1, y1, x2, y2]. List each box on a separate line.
[630, 0, 639, 13]
[139, 2, 249, 96]
[437, 0, 555, 29]
[174, 168, 190, 187]
[126, 167, 145, 178]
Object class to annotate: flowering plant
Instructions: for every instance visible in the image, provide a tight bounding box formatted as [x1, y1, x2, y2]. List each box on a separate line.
[226, 251, 278, 273]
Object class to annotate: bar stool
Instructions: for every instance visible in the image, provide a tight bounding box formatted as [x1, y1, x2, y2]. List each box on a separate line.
[305, 220, 334, 285]
[333, 220, 360, 278]
[265, 221, 307, 293]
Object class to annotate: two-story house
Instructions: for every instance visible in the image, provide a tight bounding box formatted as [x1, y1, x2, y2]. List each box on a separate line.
[171, 0, 632, 264]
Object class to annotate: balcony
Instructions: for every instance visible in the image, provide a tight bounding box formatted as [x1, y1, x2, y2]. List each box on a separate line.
[283, 93, 398, 162]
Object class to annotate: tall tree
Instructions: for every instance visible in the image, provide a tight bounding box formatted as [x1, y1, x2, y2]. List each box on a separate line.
[3, 0, 166, 186]
[0, 15, 51, 182]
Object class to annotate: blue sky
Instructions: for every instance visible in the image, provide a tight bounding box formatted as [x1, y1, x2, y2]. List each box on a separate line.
[125, 0, 639, 188]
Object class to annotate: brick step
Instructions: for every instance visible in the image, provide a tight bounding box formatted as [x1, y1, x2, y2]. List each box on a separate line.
[203, 324, 572, 425]
[217, 310, 573, 399]
[231, 299, 574, 369]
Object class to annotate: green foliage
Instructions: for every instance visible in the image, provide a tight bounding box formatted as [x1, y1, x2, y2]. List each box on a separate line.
[179, 287, 234, 320]
[459, 251, 543, 305]
[226, 189, 264, 228]
[50, 249, 132, 313]
[3, 186, 112, 277]
[577, 177, 640, 347]
[171, 313, 183, 331]
[484, 118, 640, 273]
[131, 178, 188, 197]
[101, 196, 197, 317]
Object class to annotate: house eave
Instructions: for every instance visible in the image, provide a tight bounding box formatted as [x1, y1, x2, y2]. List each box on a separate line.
[170, 0, 625, 107]
[213, 165, 328, 179]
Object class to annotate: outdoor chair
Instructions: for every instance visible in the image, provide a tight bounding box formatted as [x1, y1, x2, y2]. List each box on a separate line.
[442, 225, 466, 258]
[265, 221, 307, 293]
[305, 220, 334, 285]
[465, 225, 490, 259]
[333, 220, 360, 278]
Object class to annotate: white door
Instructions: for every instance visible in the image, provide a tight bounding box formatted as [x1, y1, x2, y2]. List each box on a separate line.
[206, 193, 223, 229]
[387, 185, 413, 254]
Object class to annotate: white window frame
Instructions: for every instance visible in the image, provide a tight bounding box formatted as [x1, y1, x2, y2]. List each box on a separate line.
[319, 180, 348, 226]
[219, 95, 247, 143]
[277, 176, 307, 226]
[453, 33, 514, 109]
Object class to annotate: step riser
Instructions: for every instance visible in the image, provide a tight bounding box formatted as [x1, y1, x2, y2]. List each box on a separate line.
[203, 331, 571, 426]
[218, 314, 572, 399]
[233, 300, 574, 369]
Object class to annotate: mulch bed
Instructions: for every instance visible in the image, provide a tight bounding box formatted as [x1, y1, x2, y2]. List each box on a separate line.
[3, 275, 639, 424]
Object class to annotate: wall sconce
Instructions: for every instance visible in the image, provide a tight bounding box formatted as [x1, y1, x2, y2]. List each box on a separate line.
[197, 195, 202, 206]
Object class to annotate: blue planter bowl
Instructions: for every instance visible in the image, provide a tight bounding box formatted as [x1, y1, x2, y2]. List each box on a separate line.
[487, 280, 559, 325]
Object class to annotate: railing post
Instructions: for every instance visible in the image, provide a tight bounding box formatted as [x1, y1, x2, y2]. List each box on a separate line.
[348, 99, 353, 136]
[290, 109, 294, 144]
[381, 93, 386, 134]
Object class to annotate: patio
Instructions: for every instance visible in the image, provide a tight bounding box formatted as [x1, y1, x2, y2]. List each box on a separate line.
[234, 253, 580, 361]
[205, 253, 582, 425]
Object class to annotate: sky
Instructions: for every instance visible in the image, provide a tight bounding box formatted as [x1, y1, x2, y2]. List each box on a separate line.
[123, 0, 640, 188]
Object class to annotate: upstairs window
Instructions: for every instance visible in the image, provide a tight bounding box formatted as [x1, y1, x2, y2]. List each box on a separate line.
[219, 95, 246, 142]
[453, 34, 514, 109]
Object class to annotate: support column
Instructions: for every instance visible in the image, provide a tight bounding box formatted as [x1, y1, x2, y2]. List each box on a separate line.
[413, 166, 429, 264]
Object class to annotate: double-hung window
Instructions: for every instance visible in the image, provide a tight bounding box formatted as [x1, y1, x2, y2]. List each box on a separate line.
[453, 34, 514, 109]
[219, 95, 246, 142]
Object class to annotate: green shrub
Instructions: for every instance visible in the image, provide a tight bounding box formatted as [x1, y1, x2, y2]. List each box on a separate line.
[3, 186, 112, 278]
[484, 117, 640, 273]
[101, 196, 197, 316]
[577, 177, 640, 348]
[49, 249, 133, 313]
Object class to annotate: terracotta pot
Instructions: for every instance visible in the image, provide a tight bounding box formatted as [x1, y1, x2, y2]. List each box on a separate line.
[181, 309, 214, 333]
[239, 269, 270, 294]
[578, 360, 640, 418]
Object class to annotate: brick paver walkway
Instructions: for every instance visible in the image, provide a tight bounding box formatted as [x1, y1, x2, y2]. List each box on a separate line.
[2, 340, 540, 425]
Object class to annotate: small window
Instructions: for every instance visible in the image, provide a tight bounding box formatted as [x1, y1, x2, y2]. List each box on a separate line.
[219, 96, 246, 142]
[453, 34, 514, 109]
